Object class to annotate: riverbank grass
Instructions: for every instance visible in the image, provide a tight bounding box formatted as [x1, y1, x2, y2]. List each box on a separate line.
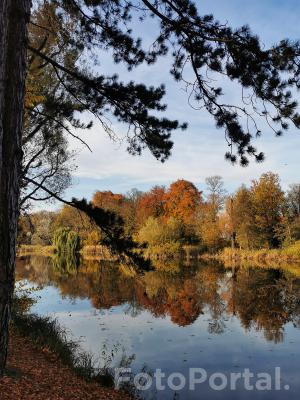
[11, 292, 115, 387]
[217, 241, 300, 264]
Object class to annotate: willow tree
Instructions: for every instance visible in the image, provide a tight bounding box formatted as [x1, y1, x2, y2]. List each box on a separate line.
[2, 0, 300, 375]
[53, 228, 80, 255]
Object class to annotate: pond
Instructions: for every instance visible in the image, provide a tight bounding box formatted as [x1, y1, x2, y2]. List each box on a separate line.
[16, 256, 300, 399]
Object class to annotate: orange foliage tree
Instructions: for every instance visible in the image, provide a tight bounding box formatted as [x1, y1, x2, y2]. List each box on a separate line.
[136, 186, 166, 226]
[164, 179, 202, 225]
[92, 191, 125, 214]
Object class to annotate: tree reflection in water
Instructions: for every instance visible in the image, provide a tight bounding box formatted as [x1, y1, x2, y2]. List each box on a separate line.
[16, 256, 300, 343]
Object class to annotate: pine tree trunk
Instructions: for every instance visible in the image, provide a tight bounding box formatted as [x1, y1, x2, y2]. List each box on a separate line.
[0, 0, 31, 375]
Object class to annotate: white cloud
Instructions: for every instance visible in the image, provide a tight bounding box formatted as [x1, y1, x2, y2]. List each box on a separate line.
[67, 116, 300, 197]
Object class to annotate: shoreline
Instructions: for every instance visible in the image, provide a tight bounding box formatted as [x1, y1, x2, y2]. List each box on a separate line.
[17, 244, 117, 260]
[203, 246, 300, 266]
[17, 243, 300, 267]
[1, 328, 131, 400]
[1, 307, 133, 400]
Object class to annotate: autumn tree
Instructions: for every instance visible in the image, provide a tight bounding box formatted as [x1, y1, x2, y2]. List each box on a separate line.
[92, 190, 142, 236]
[136, 186, 166, 226]
[92, 191, 125, 214]
[251, 173, 285, 248]
[196, 176, 226, 251]
[20, 3, 78, 209]
[53, 227, 80, 255]
[164, 179, 202, 226]
[122, 188, 143, 235]
[196, 202, 225, 252]
[229, 186, 258, 249]
[28, 211, 56, 246]
[53, 205, 97, 244]
[17, 215, 34, 246]
[92, 190, 136, 234]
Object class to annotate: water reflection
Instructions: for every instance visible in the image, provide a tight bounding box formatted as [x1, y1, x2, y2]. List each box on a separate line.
[16, 256, 300, 343]
[16, 256, 300, 399]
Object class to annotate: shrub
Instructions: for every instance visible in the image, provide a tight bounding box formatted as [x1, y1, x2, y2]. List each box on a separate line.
[137, 217, 184, 257]
[137, 217, 183, 245]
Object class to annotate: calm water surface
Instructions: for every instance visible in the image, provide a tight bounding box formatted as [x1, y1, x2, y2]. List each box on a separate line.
[16, 256, 300, 399]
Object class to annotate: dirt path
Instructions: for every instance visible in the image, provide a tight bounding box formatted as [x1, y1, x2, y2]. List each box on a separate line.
[0, 331, 131, 400]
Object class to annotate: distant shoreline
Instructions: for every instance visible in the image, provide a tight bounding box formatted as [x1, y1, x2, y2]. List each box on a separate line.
[17, 243, 300, 269]
[17, 244, 115, 259]
[203, 245, 300, 266]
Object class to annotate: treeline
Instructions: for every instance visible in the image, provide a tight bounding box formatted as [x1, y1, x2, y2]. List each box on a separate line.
[18, 172, 300, 255]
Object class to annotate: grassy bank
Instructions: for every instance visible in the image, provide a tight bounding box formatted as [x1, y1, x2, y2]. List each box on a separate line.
[10, 292, 133, 396]
[11, 306, 115, 387]
[12, 313, 108, 382]
[3, 328, 132, 400]
[17, 245, 55, 256]
[17, 244, 118, 260]
[211, 241, 300, 265]
[17, 243, 206, 261]
[80, 245, 117, 260]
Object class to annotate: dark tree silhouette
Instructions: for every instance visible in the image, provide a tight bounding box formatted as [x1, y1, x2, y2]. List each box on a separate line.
[27, 0, 300, 166]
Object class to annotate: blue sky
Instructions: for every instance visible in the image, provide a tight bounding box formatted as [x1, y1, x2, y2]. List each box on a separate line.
[58, 0, 300, 207]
